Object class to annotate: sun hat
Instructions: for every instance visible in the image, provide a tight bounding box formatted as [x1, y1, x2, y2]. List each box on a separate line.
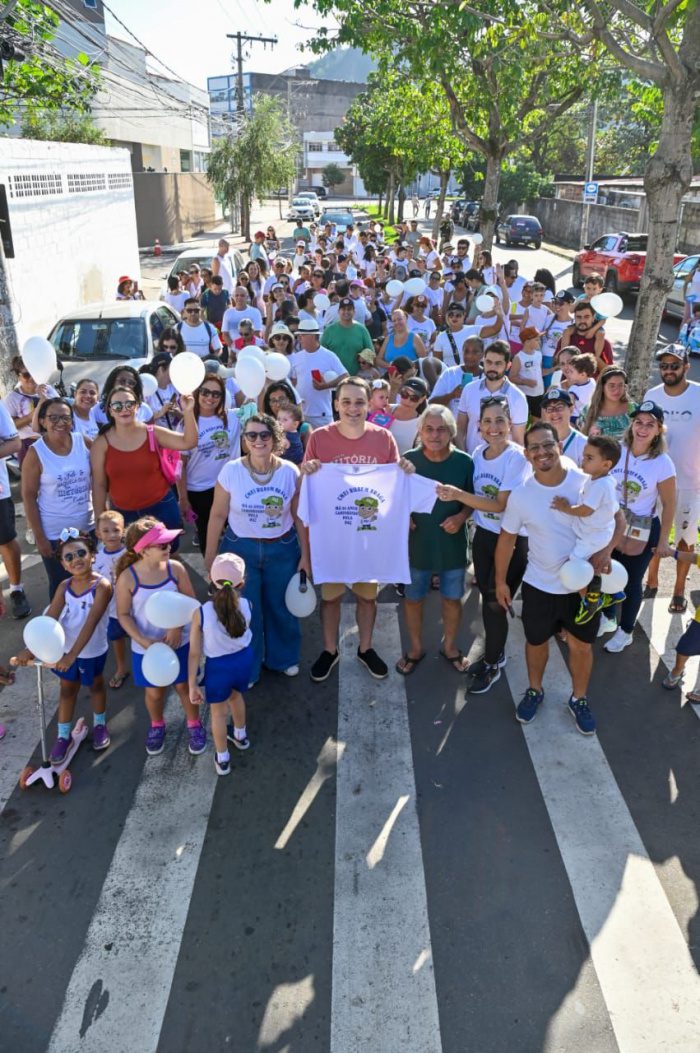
[210, 552, 246, 588]
[297, 318, 320, 333]
[134, 522, 183, 553]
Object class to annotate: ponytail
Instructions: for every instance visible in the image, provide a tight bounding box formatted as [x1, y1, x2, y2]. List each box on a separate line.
[115, 516, 159, 578]
[212, 583, 247, 638]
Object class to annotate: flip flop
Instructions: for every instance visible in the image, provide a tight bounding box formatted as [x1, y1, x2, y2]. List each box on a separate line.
[109, 671, 130, 690]
[439, 650, 470, 673]
[643, 583, 658, 598]
[686, 690, 700, 704]
[396, 653, 426, 676]
[668, 595, 688, 614]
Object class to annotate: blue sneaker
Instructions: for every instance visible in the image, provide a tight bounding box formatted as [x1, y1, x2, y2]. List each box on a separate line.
[188, 721, 206, 755]
[568, 696, 596, 736]
[146, 724, 166, 756]
[516, 688, 544, 724]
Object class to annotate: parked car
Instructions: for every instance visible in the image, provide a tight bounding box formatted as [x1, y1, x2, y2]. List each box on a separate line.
[296, 191, 321, 216]
[572, 232, 686, 296]
[314, 185, 328, 198]
[161, 246, 246, 299]
[47, 301, 180, 392]
[319, 209, 355, 233]
[286, 197, 316, 222]
[458, 201, 479, 227]
[465, 206, 481, 232]
[665, 253, 700, 320]
[495, 214, 543, 249]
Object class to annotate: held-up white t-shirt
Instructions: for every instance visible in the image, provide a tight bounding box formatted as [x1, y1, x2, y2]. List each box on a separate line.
[643, 381, 700, 490]
[570, 474, 619, 559]
[609, 450, 676, 516]
[217, 458, 299, 538]
[290, 347, 347, 421]
[471, 442, 530, 533]
[502, 467, 588, 594]
[298, 463, 437, 584]
[457, 378, 529, 454]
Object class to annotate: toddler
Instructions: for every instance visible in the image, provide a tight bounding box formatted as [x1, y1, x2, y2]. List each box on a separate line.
[278, 402, 306, 465]
[567, 352, 597, 421]
[366, 379, 395, 429]
[93, 510, 130, 689]
[520, 281, 552, 333]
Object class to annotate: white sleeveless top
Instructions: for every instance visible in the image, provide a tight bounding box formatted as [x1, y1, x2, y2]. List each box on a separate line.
[201, 599, 252, 657]
[34, 433, 94, 540]
[94, 545, 124, 618]
[59, 579, 109, 658]
[516, 348, 544, 396]
[127, 562, 191, 655]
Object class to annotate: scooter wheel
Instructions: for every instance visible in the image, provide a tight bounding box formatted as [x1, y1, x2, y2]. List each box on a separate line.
[58, 769, 72, 793]
[19, 766, 33, 790]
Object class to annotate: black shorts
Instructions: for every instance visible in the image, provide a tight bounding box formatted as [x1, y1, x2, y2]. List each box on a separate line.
[521, 581, 599, 646]
[0, 497, 16, 546]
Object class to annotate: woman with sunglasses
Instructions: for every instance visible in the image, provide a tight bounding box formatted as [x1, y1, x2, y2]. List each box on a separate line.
[406, 295, 437, 348]
[265, 226, 280, 257]
[2, 356, 59, 465]
[22, 398, 95, 598]
[204, 413, 310, 686]
[178, 375, 240, 551]
[580, 366, 636, 441]
[91, 365, 153, 432]
[90, 385, 198, 550]
[389, 377, 429, 455]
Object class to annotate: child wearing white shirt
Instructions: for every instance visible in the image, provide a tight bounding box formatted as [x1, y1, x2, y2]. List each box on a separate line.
[567, 353, 598, 422]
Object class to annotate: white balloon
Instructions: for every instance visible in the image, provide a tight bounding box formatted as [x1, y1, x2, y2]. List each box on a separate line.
[404, 277, 427, 297]
[559, 558, 593, 592]
[476, 294, 495, 313]
[590, 292, 624, 318]
[313, 293, 331, 311]
[285, 572, 317, 617]
[265, 352, 291, 381]
[323, 370, 337, 383]
[386, 279, 404, 298]
[600, 559, 628, 594]
[23, 616, 66, 665]
[140, 373, 158, 398]
[236, 355, 266, 398]
[237, 344, 267, 368]
[145, 590, 200, 630]
[471, 233, 483, 245]
[170, 352, 205, 395]
[22, 336, 57, 384]
[142, 642, 180, 687]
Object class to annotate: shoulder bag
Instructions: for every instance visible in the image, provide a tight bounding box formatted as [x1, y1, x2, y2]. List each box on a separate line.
[616, 448, 652, 556]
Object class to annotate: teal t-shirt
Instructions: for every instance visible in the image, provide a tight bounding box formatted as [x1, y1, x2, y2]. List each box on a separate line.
[405, 447, 474, 570]
[322, 321, 374, 376]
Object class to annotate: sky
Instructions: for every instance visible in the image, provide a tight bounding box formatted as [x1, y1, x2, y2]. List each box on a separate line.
[103, 0, 336, 89]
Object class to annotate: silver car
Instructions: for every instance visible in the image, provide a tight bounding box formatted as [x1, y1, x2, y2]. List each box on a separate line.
[665, 253, 700, 320]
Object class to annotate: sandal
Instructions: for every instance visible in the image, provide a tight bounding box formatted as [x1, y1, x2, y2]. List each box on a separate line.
[109, 671, 130, 690]
[396, 653, 426, 676]
[668, 595, 688, 614]
[439, 650, 470, 673]
[662, 670, 684, 690]
[686, 690, 700, 705]
[643, 583, 658, 598]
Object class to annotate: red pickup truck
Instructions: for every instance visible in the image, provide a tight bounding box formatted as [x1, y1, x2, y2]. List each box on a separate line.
[572, 232, 685, 296]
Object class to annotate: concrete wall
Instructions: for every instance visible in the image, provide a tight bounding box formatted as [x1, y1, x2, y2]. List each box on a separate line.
[132, 172, 217, 247]
[0, 138, 140, 357]
[527, 197, 643, 249]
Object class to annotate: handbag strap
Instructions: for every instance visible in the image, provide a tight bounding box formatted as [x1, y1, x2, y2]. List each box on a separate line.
[621, 447, 631, 510]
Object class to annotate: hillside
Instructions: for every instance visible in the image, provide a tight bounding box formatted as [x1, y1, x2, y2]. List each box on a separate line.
[306, 47, 376, 84]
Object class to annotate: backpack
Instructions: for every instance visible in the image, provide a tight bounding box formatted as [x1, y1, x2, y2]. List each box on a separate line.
[175, 320, 217, 351]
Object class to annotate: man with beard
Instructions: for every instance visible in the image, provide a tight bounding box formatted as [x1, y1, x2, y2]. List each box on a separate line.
[456, 341, 528, 453]
[557, 302, 613, 374]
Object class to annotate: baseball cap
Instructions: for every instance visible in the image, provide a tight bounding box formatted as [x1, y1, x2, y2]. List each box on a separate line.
[446, 302, 465, 314]
[210, 552, 246, 588]
[630, 400, 665, 422]
[400, 376, 429, 398]
[337, 254, 348, 263]
[254, 230, 266, 239]
[338, 296, 354, 308]
[269, 323, 293, 339]
[655, 343, 688, 362]
[297, 318, 320, 333]
[553, 290, 575, 304]
[150, 352, 172, 371]
[118, 275, 132, 284]
[542, 388, 574, 407]
[349, 278, 365, 288]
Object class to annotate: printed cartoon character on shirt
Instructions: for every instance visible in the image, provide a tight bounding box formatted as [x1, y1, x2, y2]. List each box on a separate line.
[355, 496, 379, 530]
[622, 479, 642, 502]
[210, 429, 231, 454]
[261, 494, 284, 528]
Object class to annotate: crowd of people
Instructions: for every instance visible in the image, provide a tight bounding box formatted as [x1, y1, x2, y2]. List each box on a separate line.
[1, 214, 699, 773]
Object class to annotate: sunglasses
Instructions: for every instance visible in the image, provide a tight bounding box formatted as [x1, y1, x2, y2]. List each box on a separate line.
[46, 413, 72, 424]
[481, 396, 508, 408]
[199, 388, 223, 399]
[243, 429, 272, 442]
[18, 370, 32, 379]
[109, 400, 137, 412]
[62, 548, 89, 563]
[400, 388, 422, 401]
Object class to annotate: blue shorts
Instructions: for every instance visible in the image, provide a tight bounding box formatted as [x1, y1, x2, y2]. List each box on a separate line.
[53, 650, 108, 687]
[108, 616, 127, 641]
[202, 647, 255, 703]
[404, 566, 466, 602]
[132, 643, 189, 688]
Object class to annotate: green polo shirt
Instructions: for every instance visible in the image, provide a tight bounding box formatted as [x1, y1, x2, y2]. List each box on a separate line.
[321, 321, 374, 376]
[405, 447, 474, 570]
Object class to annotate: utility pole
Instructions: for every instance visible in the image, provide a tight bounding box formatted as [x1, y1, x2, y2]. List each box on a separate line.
[226, 32, 277, 240]
[580, 97, 598, 249]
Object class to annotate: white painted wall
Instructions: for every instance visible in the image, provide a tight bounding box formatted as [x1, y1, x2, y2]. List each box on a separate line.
[0, 139, 140, 351]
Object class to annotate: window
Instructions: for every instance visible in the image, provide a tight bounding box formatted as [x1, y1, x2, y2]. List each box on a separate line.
[10, 172, 62, 199]
[156, 306, 177, 331]
[308, 142, 323, 152]
[51, 319, 147, 361]
[675, 255, 700, 276]
[180, 151, 192, 173]
[84, 0, 97, 7]
[326, 141, 338, 151]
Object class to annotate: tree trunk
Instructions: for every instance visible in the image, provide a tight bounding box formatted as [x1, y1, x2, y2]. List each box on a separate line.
[377, 192, 383, 217]
[387, 170, 396, 226]
[625, 82, 696, 397]
[0, 242, 19, 394]
[479, 151, 502, 253]
[241, 193, 251, 242]
[397, 181, 405, 223]
[431, 170, 450, 242]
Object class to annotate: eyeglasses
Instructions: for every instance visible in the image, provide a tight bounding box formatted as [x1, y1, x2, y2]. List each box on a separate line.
[268, 394, 288, 403]
[46, 414, 72, 424]
[62, 548, 89, 563]
[199, 388, 222, 399]
[185, 308, 200, 314]
[243, 429, 272, 442]
[109, 400, 137, 412]
[400, 388, 422, 401]
[527, 441, 558, 453]
[59, 527, 80, 542]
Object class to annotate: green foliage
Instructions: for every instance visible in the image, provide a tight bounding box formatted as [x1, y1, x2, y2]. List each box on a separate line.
[500, 157, 553, 208]
[0, 0, 99, 127]
[322, 162, 345, 187]
[207, 95, 297, 208]
[21, 110, 106, 145]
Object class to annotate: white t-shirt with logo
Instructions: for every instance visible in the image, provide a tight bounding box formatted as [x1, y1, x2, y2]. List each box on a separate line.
[502, 467, 588, 594]
[217, 458, 299, 539]
[609, 449, 676, 516]
[183, 413, 241, 492]
[522, 303, 551, 332]
[178, 321, 223, 358]
[471, 442, 530, 533]
[221, 307, 264, 340]
[643, 381, 700, 490]
[290, 347, 347, 421]
[298, 462, 437, 584]
[542, 317, 570, 360]
[515, 348, 544, 396]
[474, 314, 509, 349]
[0, 402, 18, 500]
[568, 379, 596, 415]
[570, 474, 619, 559]
[457, 378, 529, 454]
[406, 315, 436, 345]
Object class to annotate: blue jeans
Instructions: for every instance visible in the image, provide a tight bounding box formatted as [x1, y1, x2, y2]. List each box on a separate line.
[112, 489, 183, 552]
[42, 554, 72, 601]
[614, 516, 660, 633]
[219, 527, 301, 682]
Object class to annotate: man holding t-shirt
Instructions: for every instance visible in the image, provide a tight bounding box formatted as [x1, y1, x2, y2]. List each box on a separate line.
[301, 376, 412, 683]
[494, 421, 624, 736]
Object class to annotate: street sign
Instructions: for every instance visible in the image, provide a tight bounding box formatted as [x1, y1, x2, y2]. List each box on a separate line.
[583, 181, 599, 204]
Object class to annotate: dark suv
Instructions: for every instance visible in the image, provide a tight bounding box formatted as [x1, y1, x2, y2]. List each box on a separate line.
[495, 214, 543, 249]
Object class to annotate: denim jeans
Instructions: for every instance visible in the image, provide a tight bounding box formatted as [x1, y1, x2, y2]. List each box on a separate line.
[112, 489, 183, 552]
[42, 554, 72, 601]
[614, 516, 661, 634]
[219, 527, 301, 682]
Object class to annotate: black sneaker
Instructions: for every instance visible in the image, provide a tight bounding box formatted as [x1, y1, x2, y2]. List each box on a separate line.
[310, 650, 340, 682]
[575, 591, 605, 626]
[9, 589, 30, 619]
[469, 651, 506, 679]
[356, 647, 388, 679]
[468, 663, 501, 694]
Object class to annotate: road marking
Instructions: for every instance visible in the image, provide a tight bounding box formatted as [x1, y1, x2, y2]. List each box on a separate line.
[0, 552, 42, 587]
[330, 606, 442, 1053]
[48, 697, 216, 1053]
[0, 666, 59, 813]
[637, 596, 700, 721]
[504, 617, 700, 1052]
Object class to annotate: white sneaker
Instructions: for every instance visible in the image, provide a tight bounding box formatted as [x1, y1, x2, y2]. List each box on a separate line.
[604, 627, 632, 653]
[284, 665, 300, 677]
[597, 614, 617, 637]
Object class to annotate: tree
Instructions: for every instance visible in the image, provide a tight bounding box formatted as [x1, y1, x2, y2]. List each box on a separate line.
[21, 110, 106, 145]
[322, 162, 345, 190]
[207, 95, 297, 241]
